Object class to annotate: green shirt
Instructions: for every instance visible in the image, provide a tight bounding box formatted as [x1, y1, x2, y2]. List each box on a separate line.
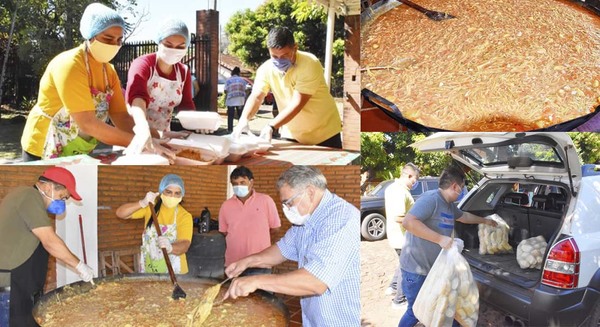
[0, 186, 51, 286]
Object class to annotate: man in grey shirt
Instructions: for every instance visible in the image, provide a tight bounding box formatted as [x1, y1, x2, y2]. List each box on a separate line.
[398, 166, 496, 327]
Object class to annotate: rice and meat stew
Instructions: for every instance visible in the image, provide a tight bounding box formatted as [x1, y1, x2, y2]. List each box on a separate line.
[362, 0, 600, 131]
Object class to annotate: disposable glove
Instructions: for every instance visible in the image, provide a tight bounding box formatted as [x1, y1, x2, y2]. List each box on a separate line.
[76, 261, 94, 283]
[163, 130, 191, 139]
[148, 138, 176, 164]
[123, 123, 152, 156]
[158, 236, 173, 253]
[259, 125, 274, 143]
[139, 191, 159, 208]
[232, 119, 250, 139]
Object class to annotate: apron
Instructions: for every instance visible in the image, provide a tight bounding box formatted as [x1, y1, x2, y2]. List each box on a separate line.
[2, 243, 49, 327]
[145, 62, 185, 132]
[40, 44, 113, 159]
[140, 206, 181, 274]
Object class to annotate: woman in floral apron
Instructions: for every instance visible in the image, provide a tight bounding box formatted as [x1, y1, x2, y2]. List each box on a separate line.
[125, 17, 197, 141]
[20, 3, 139, 161]
[115, 174, 193, 274]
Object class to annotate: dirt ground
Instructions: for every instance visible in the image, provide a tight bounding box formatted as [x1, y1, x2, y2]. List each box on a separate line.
[360, 239, 509, 327]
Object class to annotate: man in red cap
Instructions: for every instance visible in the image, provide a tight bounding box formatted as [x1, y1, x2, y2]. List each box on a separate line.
[0, 166, 93, 327]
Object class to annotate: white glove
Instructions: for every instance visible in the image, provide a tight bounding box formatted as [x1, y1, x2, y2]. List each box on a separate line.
[139, 191, 159, 208]
[259, 125, 274, 143]
[163, 130, 191, 139]
[147, 138, 176, 164]
[232, 119, 250, 139]
[76, 261, 94, 283]
[158, 236, 173, 253]
[123, 123, 152, 156]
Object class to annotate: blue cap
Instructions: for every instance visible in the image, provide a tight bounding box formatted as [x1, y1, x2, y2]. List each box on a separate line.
[159, 174, 185, 196]
[155, 18, 190, 47]
[79, 3, 126, 40]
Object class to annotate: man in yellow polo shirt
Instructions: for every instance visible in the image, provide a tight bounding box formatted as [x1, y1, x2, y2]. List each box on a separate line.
[232, 27, 343, 148]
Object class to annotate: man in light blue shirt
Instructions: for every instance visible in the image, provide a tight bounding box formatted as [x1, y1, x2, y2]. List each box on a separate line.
[224, 166, 360, 327]
[224, 67, 248, 132]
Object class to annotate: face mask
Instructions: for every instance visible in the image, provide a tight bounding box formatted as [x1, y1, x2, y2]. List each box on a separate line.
[157, 44, 187, 65]
[233, 185, 250, 198]
[161, 194, 182, 208]
[272, 58, 293, 72]
[282, 192, 310, 225]
[87, 40, 121, 63]
[411, 181, 419, 191]
[40, 186, 66, 215]
[455, 186, 466, 202]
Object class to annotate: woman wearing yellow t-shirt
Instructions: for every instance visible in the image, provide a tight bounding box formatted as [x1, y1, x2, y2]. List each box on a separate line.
[21, 3, 142, 161]
[116, 174, 193, 274]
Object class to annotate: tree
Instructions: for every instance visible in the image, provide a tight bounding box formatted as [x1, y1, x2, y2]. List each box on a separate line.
[361, 132, 452, 181]
[224, 0, 345, 95]
[567, 132, 600, 164]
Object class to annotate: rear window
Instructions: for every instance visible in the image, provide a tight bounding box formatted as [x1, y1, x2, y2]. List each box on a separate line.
[461, 142, 562, 166]
[410, 182, 423, 196]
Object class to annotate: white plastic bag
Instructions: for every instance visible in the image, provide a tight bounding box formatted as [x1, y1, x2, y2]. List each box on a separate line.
[414, 242, 479, 327]
[478, 214, 512, 255]
[516, 235, 547, 269]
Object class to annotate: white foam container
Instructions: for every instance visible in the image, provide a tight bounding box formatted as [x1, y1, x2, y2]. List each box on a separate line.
[225, 143, 249, 162]
[176, 111, 221, 132]
[168, 134, 231, 158]
[112, 153, 170, 165]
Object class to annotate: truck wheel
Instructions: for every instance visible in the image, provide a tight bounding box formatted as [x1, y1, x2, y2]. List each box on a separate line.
[361, 213, 386, 241]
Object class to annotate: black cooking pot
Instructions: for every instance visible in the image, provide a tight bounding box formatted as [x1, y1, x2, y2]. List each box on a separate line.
[32, 274, 289, 326]
[361, 0, 600, 132]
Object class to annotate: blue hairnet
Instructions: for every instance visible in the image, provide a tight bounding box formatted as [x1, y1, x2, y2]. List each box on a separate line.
[155, 18, 190, 47]
[79, 3, 126, 40]
[159, 174, 185, 196]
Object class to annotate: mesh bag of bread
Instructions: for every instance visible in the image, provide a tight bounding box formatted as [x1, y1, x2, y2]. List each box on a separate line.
[478, 214, 513, 255]
[414, 241, 479, 327]
[516, 236, 547, 269]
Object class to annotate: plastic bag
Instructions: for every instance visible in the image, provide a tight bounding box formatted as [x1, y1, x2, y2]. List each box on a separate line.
[414, 242, 479, 327]
[516, 236, 547, 269]
[478, 214, 513, 255]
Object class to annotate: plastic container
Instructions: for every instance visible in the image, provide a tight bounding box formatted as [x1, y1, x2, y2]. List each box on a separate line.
[176, 111, 221, 132]
[225, 142, 249, 162]
[112, 154, 170, 165]
[168, 134, 231, 158]
[170, 147, 219, 165]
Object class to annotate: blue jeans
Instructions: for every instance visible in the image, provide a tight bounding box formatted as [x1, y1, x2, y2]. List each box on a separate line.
[0, 290, 9, 327]
[398, 269, 460, 327]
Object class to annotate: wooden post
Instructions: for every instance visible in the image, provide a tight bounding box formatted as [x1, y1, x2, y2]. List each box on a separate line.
[343, 14, 361, 151]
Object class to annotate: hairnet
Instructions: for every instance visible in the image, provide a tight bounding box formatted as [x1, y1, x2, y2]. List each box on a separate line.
[79, 3, 126, 40]
[155, 18, 190, 47]
[159, 174, 185, 196]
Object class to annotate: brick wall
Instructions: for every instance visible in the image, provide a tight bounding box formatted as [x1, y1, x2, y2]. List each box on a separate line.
[0, 166, 58, 291]
[0, 165, 360, 290]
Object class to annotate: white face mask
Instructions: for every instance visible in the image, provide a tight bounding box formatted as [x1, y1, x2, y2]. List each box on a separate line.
[157, 44, 187, 65]
[233, 185, 250, 198]
[282, 192, 310, 225]
[87, 40, 121, 63]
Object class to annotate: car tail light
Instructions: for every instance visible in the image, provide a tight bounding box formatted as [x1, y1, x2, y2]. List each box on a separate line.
[542, 237, 580, 289]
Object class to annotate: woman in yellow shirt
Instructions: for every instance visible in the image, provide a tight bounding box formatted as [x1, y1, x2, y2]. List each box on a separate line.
[116, 174, 193, 274]
[21, 3, 139, 161]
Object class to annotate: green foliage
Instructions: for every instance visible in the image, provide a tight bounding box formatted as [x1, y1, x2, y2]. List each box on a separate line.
[0, 0, 137, 105]
[567, 132, 600, 164]
[361, 132, 451, 180]
[225, 0, 345, 95]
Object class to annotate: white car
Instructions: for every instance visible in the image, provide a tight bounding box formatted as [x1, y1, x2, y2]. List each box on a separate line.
[412, 132, 600, 327]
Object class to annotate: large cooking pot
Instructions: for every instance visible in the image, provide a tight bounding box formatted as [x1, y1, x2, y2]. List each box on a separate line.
[33, 274, 289, 326]
[361, 0, 600, 132]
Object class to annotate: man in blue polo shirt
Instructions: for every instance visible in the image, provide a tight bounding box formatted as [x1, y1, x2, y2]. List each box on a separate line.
[223, 166, 360, 326]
